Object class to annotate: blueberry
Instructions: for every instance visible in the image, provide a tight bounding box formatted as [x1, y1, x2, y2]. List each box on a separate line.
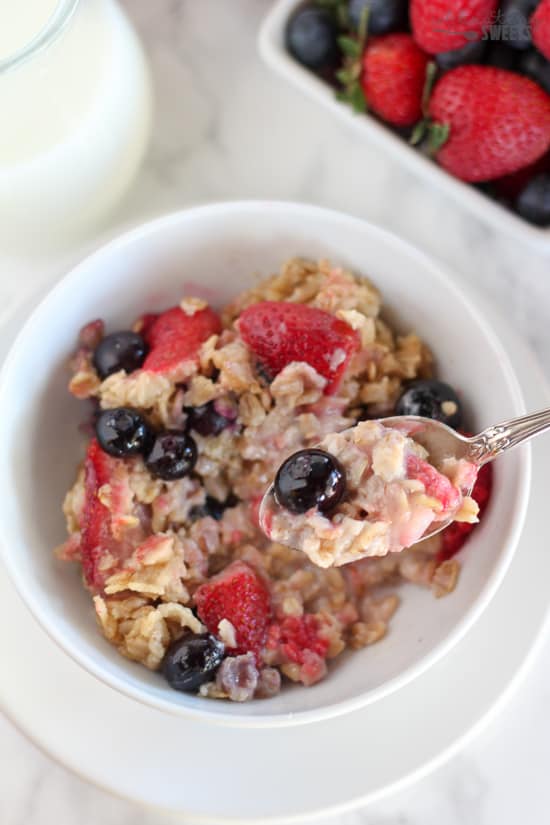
[436, 40, 486, 70]
[95, 407, 153, 457]
[186, 402, 231, 437]
[145, 430, 197, 480]
[516, 173, 550, 225]
[348, 0, 408, 34]
[92, 331, 147, 380]
[395, 380, 462, 429]
[255, 362, 274, 385]
[485, 42, 520, 70]
[500, 0, 539, 50]
[162, 633, 225, 692]
[274, 448, 346, 515]
[286, 6, 338, 71]
[189, 494, 238, 522]
[519, 48, 550, 93]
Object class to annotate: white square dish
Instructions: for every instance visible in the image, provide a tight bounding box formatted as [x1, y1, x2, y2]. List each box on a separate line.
[259, 0, 550, 248]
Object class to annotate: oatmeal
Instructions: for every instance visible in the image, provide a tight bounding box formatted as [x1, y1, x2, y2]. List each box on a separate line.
[261, 420, 479, 568]
[56, 258, 492, 700]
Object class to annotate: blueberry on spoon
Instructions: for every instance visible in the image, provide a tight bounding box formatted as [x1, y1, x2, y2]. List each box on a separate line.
[274, 448, 346, 515]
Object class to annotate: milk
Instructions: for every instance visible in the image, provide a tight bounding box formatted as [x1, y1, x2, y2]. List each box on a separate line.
[0, 0, 59, 59]
[0, 0, 152, 246]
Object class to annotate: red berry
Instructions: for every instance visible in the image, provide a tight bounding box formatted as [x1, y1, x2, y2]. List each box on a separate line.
[133, 312, 159, 338]
[80, 439, 121, 591]
[533, 0, 550, 61]
[361, 34, 430, 127]
[194, 561, 271, 659]
[410, 0, 498, 55]
[406, 453, 461, 512]
[437, 462, 493, 562]
[429, 66, 550, 182]
[143, 305, 221, 377]
[238, 301, 360, 394]
[265, 614, 330, 665]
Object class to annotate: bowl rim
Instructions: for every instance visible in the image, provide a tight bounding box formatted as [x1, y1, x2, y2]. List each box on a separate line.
[0, 200, 531, 728]
[258, 0, 550, 248]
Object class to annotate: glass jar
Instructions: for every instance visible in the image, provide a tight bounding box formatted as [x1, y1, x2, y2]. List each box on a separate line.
[0, 0, 152, 247]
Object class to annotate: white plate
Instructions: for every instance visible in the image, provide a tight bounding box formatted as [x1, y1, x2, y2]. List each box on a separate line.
[1, 299, 549, 822]
[259, 0, 550, 249]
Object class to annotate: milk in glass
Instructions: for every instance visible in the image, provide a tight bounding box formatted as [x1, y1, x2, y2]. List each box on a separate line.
[0, 0, 152, 245]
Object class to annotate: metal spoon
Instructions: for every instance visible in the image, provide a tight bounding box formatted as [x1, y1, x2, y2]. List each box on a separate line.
[259, 408, 549, 553]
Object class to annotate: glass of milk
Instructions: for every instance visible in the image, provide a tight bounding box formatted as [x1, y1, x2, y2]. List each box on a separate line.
[0, 0, 152, 248]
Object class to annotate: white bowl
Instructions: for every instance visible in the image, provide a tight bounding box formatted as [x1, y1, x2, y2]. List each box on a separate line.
[0, 201, 530, 727]
[259, 0, 550, 248]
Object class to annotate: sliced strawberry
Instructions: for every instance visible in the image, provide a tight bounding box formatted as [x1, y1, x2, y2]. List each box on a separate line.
[142, 305, 221, 376]
[437, 462, 493, 562]
[265, 614, 330, 666]
[406, 453, 461, 512]
[238, 301, 360, 394]
[133, 312, 159, 338]
[81, 439, 119, 591]
[194, 561, 271, 659]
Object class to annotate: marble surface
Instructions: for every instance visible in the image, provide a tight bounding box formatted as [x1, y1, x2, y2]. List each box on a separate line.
[2, 1, 550, 823]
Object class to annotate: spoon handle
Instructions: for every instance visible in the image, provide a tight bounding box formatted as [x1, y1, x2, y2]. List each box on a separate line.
[468, 407, 550, 465]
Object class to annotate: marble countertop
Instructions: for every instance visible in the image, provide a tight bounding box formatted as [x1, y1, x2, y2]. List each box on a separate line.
[2, 1, 550, 823]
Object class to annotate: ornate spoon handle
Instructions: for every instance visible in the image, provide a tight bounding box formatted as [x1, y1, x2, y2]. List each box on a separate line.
[467, 407, 550, 465]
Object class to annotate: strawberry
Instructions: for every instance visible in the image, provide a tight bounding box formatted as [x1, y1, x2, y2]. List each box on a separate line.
[80, 439, 119, 591]
[142, 305, 221, 376]
[361, 34, 430, 127]
[428, 66, 550, 182]
[532, 0, 550, 61]
[194, 561, 271, 659]
[265, 614, 330, 666]
[410, 0, 498, 55]
[406, 453, 461, 512]
[437, 462, 493, 562]
[238, 301, 360, 394]
[133, 312, 159, 338]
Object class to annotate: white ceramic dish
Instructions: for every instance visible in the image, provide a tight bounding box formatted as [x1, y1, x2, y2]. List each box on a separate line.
[0, 201, 529, 727]
[259, 0, 550, 248]
[0, 301, 546, 822]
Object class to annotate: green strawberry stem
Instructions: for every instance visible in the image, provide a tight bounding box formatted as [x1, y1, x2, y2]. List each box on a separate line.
[314, 0, 349, 29]
[427, 122, 450, 154]
[335, 6, 369, 114]
[421, 61, 438, 119]
[410, 61, 450, 155]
